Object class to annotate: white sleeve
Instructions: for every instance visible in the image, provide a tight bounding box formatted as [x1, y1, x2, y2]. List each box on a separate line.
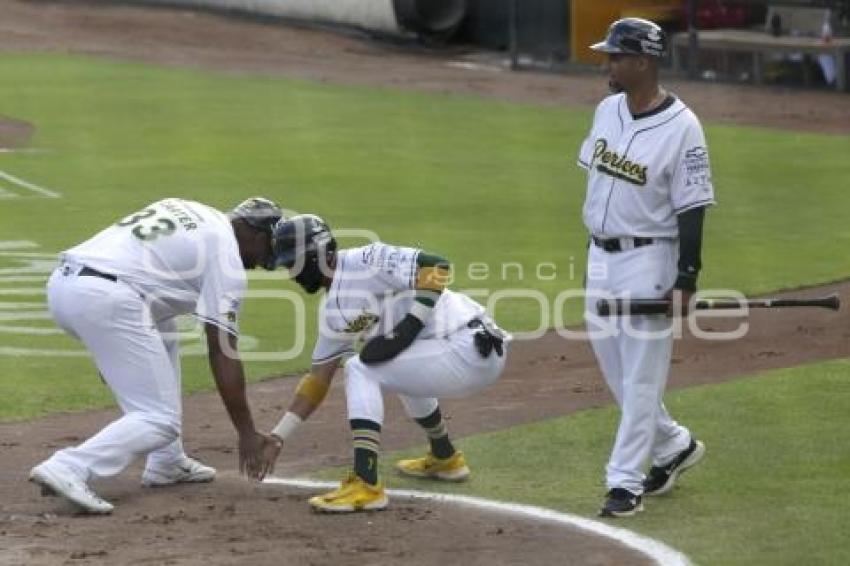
[311, 333, 356, 365]
[577, 129, 595, 171]
[195, 236, 246, 336]
[310, 295, 360, 364]
[670, 116, 716, 213]
[311, 304, 357, 364]
[578, 100, 607, 171]
[360, 243, 418, 292]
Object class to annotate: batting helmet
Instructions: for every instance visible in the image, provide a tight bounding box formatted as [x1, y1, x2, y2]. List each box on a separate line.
[590, 18, 667, 58]
[228, 197, 283, 235]
[270, 214, 337, 293]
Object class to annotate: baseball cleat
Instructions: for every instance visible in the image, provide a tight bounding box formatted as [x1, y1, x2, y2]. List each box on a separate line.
[29, 462, 114, 515]
[643, 439, 706, 496]
[598, 488, 643, 518]
[395, 451, 470, 482]
[308, 473, 388, 513]
[141, 457, 216, 487]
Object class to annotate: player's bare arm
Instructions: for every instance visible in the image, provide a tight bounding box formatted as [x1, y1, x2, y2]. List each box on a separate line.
[204, 322, 265, 478]
[257, 357, 342, 479]
[359, 251, 450, 364]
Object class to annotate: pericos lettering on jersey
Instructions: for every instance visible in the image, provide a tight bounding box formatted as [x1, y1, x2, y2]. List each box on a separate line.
[579, 94, 716, 237]
[592, 139, 648, 186]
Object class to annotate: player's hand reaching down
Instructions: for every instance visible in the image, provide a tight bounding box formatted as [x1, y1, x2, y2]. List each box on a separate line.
[258, 435, 283, 480]
[238, 430, 267, 478]
[237, 432, 282, 481]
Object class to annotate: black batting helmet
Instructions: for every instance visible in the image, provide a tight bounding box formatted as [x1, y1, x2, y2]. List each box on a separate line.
[228, 197, 283, 235]
[590, 18, 667, 58]
[269, 214, 337, 293]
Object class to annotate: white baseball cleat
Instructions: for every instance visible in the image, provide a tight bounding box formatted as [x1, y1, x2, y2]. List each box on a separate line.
[141, 456, 216, 487]
[29, 462, 114, 515]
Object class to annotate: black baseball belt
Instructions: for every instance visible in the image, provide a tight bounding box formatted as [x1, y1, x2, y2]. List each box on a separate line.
[591, 236, 654, 253]
[78, 266, 118, 282]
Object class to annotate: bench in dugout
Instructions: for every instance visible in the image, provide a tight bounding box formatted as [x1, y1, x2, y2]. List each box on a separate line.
[670, 5, 850, 91]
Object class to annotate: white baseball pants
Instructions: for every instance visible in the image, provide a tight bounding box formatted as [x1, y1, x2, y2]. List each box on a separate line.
[584, 240, 691, 495]
[344, 322, 506, 424]
[42, 264, 188, 481]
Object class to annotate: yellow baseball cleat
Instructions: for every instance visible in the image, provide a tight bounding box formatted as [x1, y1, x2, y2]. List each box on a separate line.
[308, 473, 388, 513]
[395, 451, 470, 482]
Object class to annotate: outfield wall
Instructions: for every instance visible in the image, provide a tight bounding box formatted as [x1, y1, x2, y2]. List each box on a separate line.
[138, 0, 466, 37]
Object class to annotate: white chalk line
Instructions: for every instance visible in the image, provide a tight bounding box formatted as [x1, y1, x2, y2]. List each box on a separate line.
[0, 276, 49, 283]
[0, 325, 61, 335]
[0, 169, 61, 198]
[0, 302, 44, 310]
[265, 477, 692, 566]
[0, 148, 51, 155]
[0, 240, 68, 351]
[0, 241, 40, 250]
[0, 266, 53, 275]
[0, 311, 50, 321]
[0, 288, 45, 295]
[0, 252, 55, 259]
[0, 347, 86, 357]
[446, 60, 506, 73]
[0, 334, 262, 356]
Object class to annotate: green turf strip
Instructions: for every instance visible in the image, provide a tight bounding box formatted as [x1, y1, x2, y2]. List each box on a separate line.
[0, 53, 847, 421]
[316, 360, 850, 566]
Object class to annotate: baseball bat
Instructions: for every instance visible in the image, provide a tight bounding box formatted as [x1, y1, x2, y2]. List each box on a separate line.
[596, 294, 840, 316]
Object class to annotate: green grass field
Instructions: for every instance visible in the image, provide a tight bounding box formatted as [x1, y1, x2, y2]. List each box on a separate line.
[0, 53, 848, 420]
[0, 52, 848, 563]
[320, 361, 850, 565]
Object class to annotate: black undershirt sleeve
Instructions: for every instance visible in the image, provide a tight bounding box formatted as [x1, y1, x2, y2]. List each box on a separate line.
[674, 206, 706, 291]
[359, 250, 449, 365]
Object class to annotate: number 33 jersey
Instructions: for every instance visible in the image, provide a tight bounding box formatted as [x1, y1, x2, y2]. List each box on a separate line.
[62, 198, 245, 334]
[577, 94, 716, 238]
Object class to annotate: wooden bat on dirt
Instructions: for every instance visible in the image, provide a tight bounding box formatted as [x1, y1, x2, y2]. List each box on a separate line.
[596, 294, 841, 316]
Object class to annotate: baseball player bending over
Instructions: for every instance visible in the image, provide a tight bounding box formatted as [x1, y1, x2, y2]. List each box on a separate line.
[579, 19, 713, 517]
[30, 197, 282, 514]
[258, 214, 509, 512]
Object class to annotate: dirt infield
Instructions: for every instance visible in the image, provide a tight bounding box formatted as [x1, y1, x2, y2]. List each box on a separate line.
[1, 1, 849, 564]
[0, 116, 33, 150]
[2, 280, 847, 564]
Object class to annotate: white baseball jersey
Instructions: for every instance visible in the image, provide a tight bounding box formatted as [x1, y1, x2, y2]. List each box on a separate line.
[312, 242, 484, 364]
[578, 93, 716, 238]
[62, 198, 246, 334]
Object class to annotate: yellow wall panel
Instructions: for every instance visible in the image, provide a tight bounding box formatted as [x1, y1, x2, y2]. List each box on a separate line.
[571, 0, 682, 63]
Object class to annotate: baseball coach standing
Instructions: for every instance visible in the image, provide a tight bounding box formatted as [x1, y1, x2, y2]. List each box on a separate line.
[577, 18, 712, 518]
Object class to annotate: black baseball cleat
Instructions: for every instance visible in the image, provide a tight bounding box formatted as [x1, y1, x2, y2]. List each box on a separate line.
[598, 488, 643, 518]
[643, 439, 706, 496]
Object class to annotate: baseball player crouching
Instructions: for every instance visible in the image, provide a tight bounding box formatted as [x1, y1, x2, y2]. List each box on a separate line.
[30, 197, 282, 514]
[579, 19, 713, 517]
[257, 214, 509, 512]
